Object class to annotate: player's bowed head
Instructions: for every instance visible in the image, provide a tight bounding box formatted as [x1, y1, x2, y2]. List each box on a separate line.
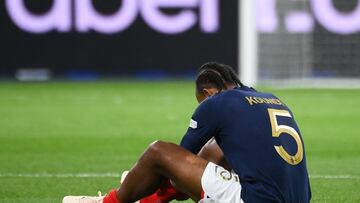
[195, 62, 243, 103]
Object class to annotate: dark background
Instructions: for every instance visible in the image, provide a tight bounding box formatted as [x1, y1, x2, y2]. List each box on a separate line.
[313, 0, 360, 77]
[0, 0, 239, 78]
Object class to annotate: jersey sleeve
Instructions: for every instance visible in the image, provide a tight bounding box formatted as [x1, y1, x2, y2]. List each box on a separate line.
[180, 97, 222, 154]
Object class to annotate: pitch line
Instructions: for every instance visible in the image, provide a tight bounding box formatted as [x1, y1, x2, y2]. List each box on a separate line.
[310, 175, 360, 180]
[0, 173, 120, 178]
[0, 173, 359, 180]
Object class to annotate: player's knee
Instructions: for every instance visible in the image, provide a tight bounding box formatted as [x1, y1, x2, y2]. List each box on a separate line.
[142, 140, 175, 166]
[148, 140, 167, 155]
[137, 141, 161, 166]
[150, 140, 176, 159]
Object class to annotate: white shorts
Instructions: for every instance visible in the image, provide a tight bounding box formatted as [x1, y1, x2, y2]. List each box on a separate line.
[199, 162, 244, 203]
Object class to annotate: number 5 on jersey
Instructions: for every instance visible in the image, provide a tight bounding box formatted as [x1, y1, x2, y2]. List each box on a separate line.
[268, 109, 304, 165]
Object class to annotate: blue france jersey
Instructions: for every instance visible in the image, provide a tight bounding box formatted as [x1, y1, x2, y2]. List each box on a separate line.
[180, 86, 311, 203]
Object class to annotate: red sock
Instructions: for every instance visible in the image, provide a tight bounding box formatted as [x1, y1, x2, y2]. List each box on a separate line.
[140, 180, 188, 203]
[103, 189, 121, 203]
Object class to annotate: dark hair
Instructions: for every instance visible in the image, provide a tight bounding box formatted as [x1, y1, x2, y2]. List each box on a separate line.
[196, 69, 227, 93]
[199, 62, 244, 87]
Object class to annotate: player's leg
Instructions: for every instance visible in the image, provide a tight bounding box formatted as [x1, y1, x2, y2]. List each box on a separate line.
[116, 140, 208, 203]
[118, 139, 230, 203]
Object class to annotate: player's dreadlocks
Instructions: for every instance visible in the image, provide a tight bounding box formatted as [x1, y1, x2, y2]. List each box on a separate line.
[195, 69, 227, 94]
[199, 62, 244, 87]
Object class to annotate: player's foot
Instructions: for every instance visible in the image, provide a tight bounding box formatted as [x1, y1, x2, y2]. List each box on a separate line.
[62, 191, 104, 203]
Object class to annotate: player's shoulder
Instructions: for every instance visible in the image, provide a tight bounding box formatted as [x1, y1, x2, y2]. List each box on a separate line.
[233, 86, 278, 99]
[201, 86, 279, 107]
[198, 93, 222, 109]
[219, 86, 285, 109]
[215, 86, 270, 99]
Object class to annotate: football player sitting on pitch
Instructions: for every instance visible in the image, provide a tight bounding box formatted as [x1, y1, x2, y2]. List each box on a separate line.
[63, 62, 311, 203]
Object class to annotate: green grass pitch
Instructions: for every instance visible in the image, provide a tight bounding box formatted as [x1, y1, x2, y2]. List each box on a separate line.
[0, 81, 359, 202]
